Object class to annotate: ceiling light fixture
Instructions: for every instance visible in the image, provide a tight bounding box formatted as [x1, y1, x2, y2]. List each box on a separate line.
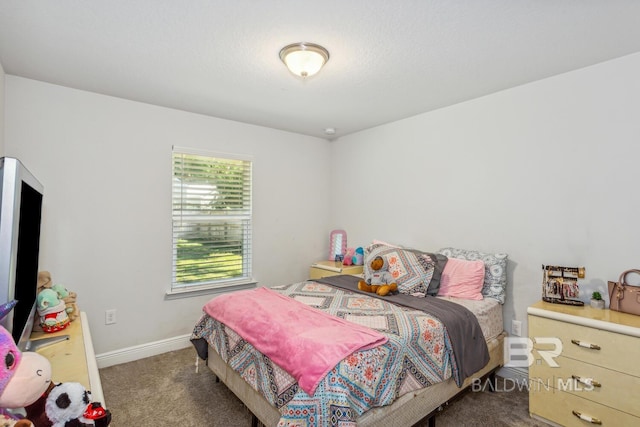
[279, 42, 329, 78]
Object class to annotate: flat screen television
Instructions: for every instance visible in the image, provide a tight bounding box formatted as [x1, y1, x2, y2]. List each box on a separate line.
[0, 157, 68, 351]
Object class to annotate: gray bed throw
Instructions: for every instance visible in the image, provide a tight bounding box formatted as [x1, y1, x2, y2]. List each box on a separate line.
[317, 275, 490, 386]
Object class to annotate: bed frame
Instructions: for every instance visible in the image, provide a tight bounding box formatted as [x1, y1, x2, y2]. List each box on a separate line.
[206, 332, 505, 427]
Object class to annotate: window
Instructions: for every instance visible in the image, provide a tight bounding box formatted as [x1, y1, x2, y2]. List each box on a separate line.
[171, 147, 253, 293]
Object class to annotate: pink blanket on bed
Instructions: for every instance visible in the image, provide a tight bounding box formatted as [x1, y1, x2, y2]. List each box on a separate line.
[204, 286, 387, 395]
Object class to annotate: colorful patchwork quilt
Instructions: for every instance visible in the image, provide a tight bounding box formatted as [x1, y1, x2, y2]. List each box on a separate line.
[191, 281, 468, 426]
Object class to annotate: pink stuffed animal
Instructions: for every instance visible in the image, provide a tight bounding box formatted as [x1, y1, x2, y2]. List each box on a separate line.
[342, 248, 355, 266]
[0, 302, 53, 427]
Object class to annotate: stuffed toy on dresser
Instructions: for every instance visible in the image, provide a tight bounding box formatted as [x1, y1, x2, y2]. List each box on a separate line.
[34, 272, 80, 333]
[0, 301, 53, 427]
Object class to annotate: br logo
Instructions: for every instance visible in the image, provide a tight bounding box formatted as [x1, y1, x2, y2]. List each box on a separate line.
[504, 337, 562, 367]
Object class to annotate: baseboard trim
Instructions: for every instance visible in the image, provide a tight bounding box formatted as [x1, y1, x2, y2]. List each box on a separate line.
[96, 334, 193, 369]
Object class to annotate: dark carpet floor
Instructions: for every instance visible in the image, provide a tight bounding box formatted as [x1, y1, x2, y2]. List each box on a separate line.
[100, 347, 548, 427]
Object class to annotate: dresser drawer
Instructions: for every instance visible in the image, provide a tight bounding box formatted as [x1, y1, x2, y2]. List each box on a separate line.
[530, 355, 640, 416]
[530, 386, 640, 427]
[529, 315, 640, 377]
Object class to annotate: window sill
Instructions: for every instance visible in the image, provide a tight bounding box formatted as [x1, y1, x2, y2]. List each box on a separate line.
[165, 279, 257, 300]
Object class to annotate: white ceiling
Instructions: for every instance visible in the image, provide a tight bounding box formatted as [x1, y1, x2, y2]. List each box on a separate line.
[1, 1, 639, 140]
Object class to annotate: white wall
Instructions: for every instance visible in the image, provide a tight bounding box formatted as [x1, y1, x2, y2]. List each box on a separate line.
[331, 53, 640, 338]
[0, 61, 5, 155]
[5, 76, 332, 354]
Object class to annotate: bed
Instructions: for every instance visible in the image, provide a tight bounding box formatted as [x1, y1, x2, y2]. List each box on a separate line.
[191, 244, 508, 427]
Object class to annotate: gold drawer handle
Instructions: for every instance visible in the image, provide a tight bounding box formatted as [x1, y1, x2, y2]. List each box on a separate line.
[571, 375, 601, 388]
[571, 339, 601, 350]
[572, 410, 602, 424]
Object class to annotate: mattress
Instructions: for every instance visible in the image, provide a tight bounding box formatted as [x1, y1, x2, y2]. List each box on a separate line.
[436, 295, 503, 342]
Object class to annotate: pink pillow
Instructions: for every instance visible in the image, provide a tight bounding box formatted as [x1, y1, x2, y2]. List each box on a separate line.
[437, 258, 485, 300]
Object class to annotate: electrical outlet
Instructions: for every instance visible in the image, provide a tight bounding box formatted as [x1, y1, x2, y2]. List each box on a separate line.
[105, 309, 117, 325]
[511, 319, 522, 337]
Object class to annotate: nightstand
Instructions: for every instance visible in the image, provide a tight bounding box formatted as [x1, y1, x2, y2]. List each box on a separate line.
[309, 260, 363, 280]
[527, 301, 640, 426]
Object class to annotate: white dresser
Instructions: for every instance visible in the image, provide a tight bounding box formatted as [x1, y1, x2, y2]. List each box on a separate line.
[528, 301, 640, 426]
[31, 312, 104, 405]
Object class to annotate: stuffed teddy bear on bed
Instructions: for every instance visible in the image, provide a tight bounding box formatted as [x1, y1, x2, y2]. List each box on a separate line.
[358, 255, 398, 296]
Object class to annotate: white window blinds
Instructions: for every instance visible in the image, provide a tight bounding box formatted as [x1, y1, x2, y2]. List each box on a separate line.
[171, 148, 252, 292]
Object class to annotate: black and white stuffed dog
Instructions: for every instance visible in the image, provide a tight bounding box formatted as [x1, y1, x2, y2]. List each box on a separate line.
[45, 382, 90, 427]
[44, 383, 111, 427]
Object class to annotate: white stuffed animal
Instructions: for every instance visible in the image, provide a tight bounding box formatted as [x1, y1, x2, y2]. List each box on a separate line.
[45, 383, 91, 427]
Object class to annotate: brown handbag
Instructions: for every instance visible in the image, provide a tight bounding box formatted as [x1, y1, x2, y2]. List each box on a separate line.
[608, 269, 640, 315]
